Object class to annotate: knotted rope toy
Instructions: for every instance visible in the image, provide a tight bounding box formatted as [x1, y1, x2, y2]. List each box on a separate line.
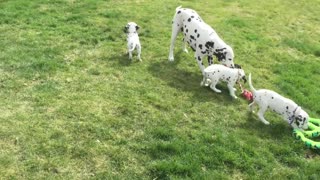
[293, 118, 320, 149]
[238, 83, 253, 102]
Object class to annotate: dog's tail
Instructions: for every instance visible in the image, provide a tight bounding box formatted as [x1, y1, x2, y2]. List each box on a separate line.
[248, 73, 257, 94]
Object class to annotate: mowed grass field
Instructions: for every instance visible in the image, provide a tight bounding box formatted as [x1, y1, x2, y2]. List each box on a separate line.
[1, 0, 320, 179]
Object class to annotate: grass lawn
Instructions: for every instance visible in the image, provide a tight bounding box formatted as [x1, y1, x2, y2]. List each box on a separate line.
[1, 0, 320, 179]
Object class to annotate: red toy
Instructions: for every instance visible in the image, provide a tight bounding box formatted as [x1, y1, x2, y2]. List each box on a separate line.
[241, 89, 253, 101]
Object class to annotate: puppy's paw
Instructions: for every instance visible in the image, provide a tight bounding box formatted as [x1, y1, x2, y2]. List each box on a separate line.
[264, 121, 270, 125]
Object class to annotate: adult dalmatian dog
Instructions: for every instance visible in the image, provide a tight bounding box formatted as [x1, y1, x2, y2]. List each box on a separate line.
[248, 73, 309, 130]
[168, 6, 235, 74]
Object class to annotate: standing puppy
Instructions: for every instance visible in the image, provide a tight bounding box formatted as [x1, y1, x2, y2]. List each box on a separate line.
[201, 64, 246, 99]
[168, 6, 235, 74]
[124, 22, 141, 61]
[248, 73, 309, 130]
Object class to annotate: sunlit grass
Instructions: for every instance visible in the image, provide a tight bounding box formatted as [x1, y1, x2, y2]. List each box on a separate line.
[0, 0, 319, 179]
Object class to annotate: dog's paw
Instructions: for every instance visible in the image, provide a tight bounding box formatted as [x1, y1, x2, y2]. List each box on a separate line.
[264, 121, 270, 125]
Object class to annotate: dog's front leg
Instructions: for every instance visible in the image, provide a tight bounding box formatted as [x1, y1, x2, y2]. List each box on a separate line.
[194, 51, 205, 75]
[227, 83, 237, 99]
[137, 44, 142, 61]
[168, 22, 181, 61]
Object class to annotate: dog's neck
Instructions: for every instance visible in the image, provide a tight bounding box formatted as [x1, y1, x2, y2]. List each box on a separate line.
[288, 105, 300, 125]
[127, 32, 137, 38]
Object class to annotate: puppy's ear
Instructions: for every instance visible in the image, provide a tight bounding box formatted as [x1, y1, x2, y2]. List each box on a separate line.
[136, 25, 140, 31]
[234, 64, 242, 69]
[123, 25, 128, 33]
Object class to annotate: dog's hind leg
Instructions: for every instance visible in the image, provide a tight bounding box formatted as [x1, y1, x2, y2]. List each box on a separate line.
[257, 106, 270, 125]
[248, 101, 256, 112]
[210, 80, 221, 93]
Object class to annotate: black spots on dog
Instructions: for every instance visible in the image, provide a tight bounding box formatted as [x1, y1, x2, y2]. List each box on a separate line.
[214, 49, 227, 62]
[188, 18, 191, 22]
[197, 56, 201, 61]
[186, 29, 189, 33]
[205, 41, 215, 49]
[197, 34, 200, 38]
[286, 106, 289, 109]
[271, 97, 274, 99]
[194, 29, 197, 33]
[181, 27, 184, 32]
[191, 15, 195, 18]
[184, 25, 187, 28]
[190, 35, 195, 40]
[177, 10, 181, 14]
[199, 44, 203, 49]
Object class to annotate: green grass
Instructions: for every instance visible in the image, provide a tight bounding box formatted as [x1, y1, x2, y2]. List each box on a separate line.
[1, 0, 320, 179]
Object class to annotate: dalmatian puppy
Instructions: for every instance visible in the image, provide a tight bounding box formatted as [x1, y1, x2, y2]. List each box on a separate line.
[201, 64, 246, 99]
[168, 6, 235, 74]
[124, 22, 141, 61]
[248, 73, 309, 130]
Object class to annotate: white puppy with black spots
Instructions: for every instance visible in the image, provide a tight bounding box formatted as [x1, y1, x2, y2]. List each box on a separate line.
[168, 6, 235, 74]
[248, 73, 309, 130]
[201, 64, 246, 99]
[124, 22, 141, 61]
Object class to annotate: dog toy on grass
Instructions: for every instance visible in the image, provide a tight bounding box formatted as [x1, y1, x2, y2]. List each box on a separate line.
[238, 83, 253, 101]
[293, 117, 320, 149]
[241, 89, 253, 101]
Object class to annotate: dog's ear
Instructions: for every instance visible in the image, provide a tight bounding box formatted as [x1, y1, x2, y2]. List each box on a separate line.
[123, 25, 128, 33]
[234, 64, 242, 69]
[136, 25, 140, 31]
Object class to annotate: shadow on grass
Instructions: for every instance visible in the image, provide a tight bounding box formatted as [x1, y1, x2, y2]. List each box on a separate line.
[147, 53, 238, 104]
[238, 112, 291, 140]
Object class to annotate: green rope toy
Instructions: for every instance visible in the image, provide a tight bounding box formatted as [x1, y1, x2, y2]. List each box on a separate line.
[293, 117, 320, 149]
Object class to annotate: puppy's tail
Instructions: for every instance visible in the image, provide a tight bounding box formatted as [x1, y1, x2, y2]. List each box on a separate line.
[248, 73, 257, 94]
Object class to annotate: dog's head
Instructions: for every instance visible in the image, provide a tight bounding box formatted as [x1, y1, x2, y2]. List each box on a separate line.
[237, 69, 247, 83]
[234, 63, 246, 83]
[291, 108, 309, 130]
[214, 45, 235, 68]
[123, 22, 140, 33]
